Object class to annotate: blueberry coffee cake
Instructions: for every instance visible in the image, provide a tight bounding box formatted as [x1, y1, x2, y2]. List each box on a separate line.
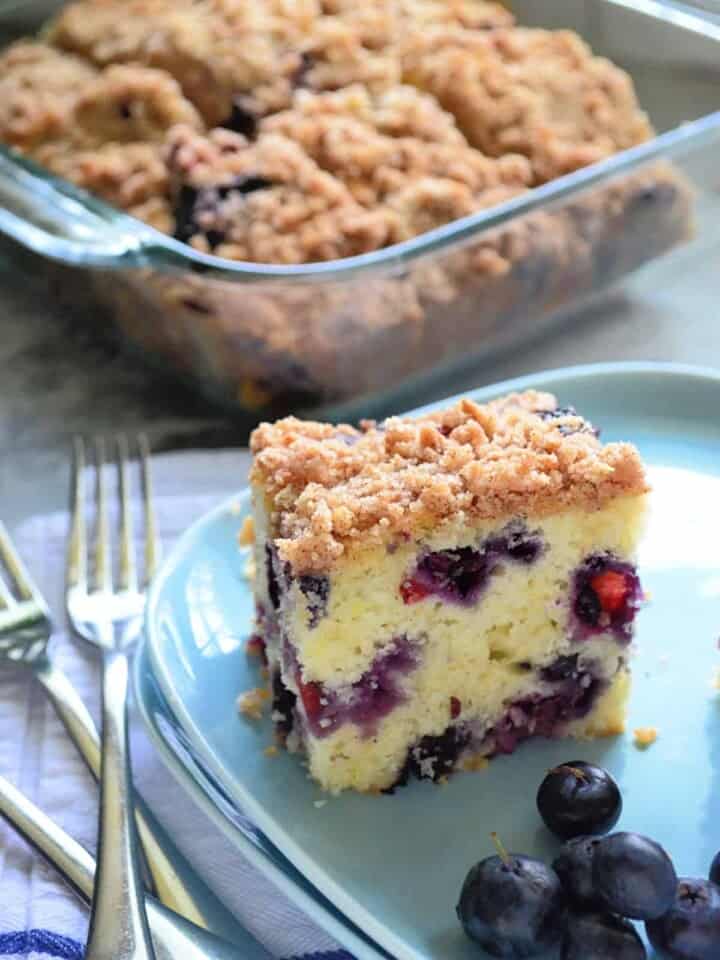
[0, 1, 694, 411]
[248, 391, 648, 793]
[0, 0, 684, 257]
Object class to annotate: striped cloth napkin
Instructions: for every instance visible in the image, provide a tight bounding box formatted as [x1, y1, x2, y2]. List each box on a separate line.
[0, 495, 353, 960]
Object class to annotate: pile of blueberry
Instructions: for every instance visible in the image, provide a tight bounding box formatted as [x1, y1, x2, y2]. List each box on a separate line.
[456, 761, 720, 958]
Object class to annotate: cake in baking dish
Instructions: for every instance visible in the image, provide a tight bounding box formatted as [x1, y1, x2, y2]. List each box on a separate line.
[248, 390, 648, 794]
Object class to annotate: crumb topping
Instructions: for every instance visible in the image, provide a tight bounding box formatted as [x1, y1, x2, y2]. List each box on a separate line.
[400, 27, 653, 184]
[0, 1, 653, 261]
[250, 391, 648, 572]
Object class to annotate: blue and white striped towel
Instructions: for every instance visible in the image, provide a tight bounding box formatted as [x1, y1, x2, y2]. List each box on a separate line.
[0, 497, 353, 960]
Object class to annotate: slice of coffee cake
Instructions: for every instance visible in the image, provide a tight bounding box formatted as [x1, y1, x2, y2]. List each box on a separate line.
[248, 391, 648, 794]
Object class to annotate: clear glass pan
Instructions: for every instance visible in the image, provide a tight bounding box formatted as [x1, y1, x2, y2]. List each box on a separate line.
[1, 0, 719, 419]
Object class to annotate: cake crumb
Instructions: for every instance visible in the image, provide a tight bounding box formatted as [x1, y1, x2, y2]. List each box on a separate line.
[238, 515, 255, 546]
[461, 754, 490, 772]
[237, 687, 270, 720]
[264, 745, 279, 757]
[633, 727, 658, 749]
[313, 799, 328, 809]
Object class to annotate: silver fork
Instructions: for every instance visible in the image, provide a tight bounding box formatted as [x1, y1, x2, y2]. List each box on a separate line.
[0, 524, 255, 946]
[0, 772, 270, 960]
[66, 434, 158, 960]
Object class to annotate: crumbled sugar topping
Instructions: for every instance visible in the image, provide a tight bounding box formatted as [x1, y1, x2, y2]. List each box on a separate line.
[633, 727, 658, 749]
[251, 390, 648, 572]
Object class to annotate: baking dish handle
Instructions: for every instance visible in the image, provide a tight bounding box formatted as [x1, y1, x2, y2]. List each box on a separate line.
[0, 148, 183, 269]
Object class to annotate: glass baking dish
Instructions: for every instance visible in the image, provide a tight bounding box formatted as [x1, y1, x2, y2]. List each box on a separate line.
[1, 0, 719, 421]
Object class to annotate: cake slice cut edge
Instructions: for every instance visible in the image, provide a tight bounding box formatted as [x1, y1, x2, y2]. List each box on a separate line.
[246, 390, 649, 794]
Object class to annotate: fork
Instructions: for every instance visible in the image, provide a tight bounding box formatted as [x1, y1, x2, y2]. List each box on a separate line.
[0, 507, 250, 944]
[0, 771, 271, 960]
[66, 435, 164, 960]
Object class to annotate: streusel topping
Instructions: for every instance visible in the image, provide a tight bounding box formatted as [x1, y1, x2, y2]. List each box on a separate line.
[0, 0, 653, 263]
[251, 391, 648, 572]
[401, 27, 653, 184]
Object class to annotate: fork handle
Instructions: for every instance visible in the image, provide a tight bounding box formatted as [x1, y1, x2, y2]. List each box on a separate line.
[0, 773, 271, 960]
[86, 647, 155, 960]
[34, 654, 248, 941]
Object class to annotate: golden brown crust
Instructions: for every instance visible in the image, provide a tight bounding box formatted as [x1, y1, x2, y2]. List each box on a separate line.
[251, 391, 648, 572]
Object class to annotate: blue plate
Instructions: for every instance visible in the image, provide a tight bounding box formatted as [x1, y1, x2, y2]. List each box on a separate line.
[134, 643, 391, 959]
[143, 362, 720, 960]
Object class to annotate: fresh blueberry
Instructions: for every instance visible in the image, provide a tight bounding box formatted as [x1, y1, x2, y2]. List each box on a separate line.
[457, 847, 566, 958]
[553, 836, 604, 909]
[562, 911, 646, 960]
[537, 761, 622, 840]
[710, 852, 720, 888]
[593, 832, 677, 920]
[646, 878, 720, 960]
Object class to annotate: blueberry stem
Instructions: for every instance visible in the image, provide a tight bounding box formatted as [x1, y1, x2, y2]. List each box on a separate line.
[490, 832, 511, 867]
[553, 764, 589, 783]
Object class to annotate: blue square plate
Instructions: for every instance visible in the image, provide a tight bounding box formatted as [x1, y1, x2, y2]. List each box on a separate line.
[141, 362, 720, 959]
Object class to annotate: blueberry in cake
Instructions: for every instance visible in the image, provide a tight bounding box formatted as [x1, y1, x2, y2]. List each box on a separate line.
[248, 391, 648, 793]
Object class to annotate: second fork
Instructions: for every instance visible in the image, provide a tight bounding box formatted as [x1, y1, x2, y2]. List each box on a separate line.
[67, 435, 157, 960]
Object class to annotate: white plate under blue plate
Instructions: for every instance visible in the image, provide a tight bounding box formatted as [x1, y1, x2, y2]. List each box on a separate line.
[143, 362, 720, 960]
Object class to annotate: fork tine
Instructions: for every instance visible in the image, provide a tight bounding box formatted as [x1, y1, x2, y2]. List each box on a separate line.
[0, 520, 46, 611]
[138, 434, 161, 585]
[68, 437, 87, 590]
[93, 436, 112, 593]
[117, 435, 137, 592]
